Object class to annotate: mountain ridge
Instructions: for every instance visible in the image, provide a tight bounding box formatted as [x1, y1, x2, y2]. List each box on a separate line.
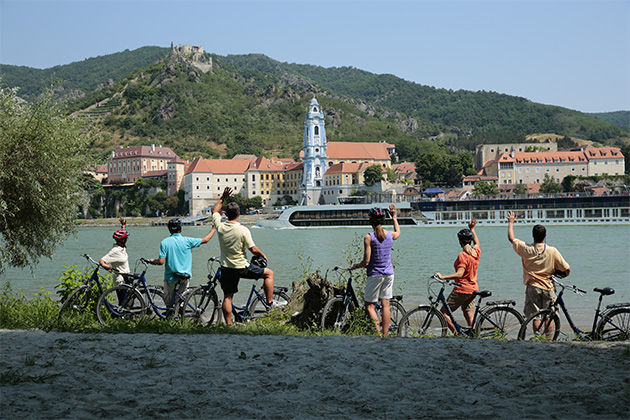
[1, 47, 628, 162]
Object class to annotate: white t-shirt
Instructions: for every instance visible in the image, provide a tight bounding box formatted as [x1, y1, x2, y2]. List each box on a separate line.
[101, 245, 130, 284]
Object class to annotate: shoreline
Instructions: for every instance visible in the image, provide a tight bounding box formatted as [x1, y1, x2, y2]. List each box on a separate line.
[75, 214, 260, 227]
[1, 330, 628, 419]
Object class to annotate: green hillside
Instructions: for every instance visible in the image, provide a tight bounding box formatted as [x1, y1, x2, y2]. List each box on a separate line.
[0, 46, 168, 100]
[2, 47, 628, 163]
[221, 54, 629, 142]
[587, 111, 630, 130]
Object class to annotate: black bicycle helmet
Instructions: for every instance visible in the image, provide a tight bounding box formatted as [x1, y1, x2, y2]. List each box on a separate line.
[167, 218, 182, 233]
[457, 228, 474, 243]
[368, 207, 386, 219]
[250, 255, 268, 268]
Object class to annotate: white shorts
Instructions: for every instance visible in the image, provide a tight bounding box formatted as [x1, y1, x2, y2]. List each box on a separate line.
[364, 274, 394, 303]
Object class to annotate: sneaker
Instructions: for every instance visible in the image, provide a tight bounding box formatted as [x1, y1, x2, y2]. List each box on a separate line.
[268, 300, 287, 309]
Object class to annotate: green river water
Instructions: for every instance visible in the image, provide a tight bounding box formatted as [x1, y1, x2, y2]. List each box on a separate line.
[3, 223, 629, 329]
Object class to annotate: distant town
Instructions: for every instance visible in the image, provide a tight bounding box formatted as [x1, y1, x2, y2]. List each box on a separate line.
[89, 97, 626, 217]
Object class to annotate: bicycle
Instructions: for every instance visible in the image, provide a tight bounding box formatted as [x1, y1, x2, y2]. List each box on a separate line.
[95, 258, 186, 325]
[517, 276, 630, 341]
[398, 274, 524, 339]
[182, 257, 291, 325]
[58, 254, 115, 323]
[320, 266, 407, 335]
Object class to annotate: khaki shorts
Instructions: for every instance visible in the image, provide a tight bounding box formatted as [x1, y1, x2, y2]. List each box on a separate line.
[444, 291, 475, 313]
[364, 274, 394, 303]
[524, 284, 556, 318]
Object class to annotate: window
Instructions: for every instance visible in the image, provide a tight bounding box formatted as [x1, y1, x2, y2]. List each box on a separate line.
[314, 126, 319, 135]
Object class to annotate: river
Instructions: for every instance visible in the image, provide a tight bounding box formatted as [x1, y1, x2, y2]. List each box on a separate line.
[2, 223, 629, 329]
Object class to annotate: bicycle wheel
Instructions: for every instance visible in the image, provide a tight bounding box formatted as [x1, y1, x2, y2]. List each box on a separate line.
[378, 299, 407, 335]
[181, 286, 220, 325]
[476, 306, 524, 340]
[96, 285, 146, 325]
[321, 297, 351, 331]
[517, 309, 560, 341]
[59, 285, 92, 323]
[249, 290, 291, 320]
[397, 305, 447, 338]
[596, 307, 630, 341]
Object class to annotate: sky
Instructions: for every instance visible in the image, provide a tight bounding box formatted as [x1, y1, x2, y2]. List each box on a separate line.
[1, 0, 629, 113]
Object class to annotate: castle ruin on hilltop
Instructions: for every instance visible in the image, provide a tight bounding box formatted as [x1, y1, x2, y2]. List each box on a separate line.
[170, 42, 212, 73]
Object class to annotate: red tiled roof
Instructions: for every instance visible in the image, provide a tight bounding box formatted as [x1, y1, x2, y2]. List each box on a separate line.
[186, 157, 252, 175]
[112, 145, 177, 160]
[326, 142, 391, 160]
[325, 162, 376, 175]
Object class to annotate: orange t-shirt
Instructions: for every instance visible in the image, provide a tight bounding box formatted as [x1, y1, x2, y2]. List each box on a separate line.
[453, 248, 481, 294]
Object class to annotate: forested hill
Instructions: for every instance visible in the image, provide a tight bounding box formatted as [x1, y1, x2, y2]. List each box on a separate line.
[586, 111, 630, 130]
[0, 47, 168, 100]
[1, 47, 628, 162]
[220, 54, 628, 142]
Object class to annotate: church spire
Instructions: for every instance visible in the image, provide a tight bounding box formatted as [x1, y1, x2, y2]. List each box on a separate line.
[300, 97, 327, 205]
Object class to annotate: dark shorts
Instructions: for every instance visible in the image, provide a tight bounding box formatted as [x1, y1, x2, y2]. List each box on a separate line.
[219, 264, 265, 295]
[444, 291, 476, 312]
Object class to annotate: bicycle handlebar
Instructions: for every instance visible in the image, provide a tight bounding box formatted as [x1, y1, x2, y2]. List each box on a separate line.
[429, 274, 461, 288]
[333, 266, 352, 272]
[82, 254, 99, 265]
[550, 275, 587, 296]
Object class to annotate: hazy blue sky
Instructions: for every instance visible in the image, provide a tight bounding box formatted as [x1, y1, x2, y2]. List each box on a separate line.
[1, 0, 628, 113]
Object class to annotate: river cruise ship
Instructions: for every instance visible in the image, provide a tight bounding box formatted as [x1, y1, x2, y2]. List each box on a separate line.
[416, 193, 630, 226]
[256, 191, 630, 228]
[256, 202, 416, 228]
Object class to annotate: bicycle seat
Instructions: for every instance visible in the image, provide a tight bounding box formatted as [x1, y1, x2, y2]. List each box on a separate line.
[120, 273, 140, 281]
[275, 286, 289, 293]
[173, 273, 191, 280]
[594, 287, 615, 296]
[473, 290, 492, 298]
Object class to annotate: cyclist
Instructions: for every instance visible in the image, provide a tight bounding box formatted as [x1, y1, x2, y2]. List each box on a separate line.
[351, 204, 401, 336]
[212, 187, 278, 326]
[99, 217, 130, 284]
[149, 218, 216, 310]
[506, 211, 570, 331]
[435, 218, 480, 335]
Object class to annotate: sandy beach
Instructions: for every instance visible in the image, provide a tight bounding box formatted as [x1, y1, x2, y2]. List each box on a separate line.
[0, 330, 628, 419]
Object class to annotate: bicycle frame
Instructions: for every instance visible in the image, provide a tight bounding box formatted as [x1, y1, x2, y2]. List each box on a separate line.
[428, 276, 509, 338]
[116, 259, 184, 319]
[82, 254, 109, 295]
[232, 280, 267, 322]
[545, 277, 612, 340]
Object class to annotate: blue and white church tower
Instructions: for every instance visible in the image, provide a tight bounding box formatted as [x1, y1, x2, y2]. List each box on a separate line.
[300, 97, 327, 205]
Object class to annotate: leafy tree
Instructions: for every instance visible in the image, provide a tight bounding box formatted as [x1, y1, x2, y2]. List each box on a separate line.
[513, 183, 528, 195]
[561, 175, 576, 192]
[386, 167, 397, 182]
[364, 165, 384, 186]
[0, 86, 92, 273]
[540, 174, 563, 194]
[472, 181, 499, 197]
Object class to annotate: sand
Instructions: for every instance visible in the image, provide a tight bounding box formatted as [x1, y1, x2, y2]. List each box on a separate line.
[0, 330, 628, 419]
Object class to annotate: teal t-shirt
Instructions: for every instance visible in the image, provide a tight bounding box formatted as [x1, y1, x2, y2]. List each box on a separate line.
[159, 233, 202, 282]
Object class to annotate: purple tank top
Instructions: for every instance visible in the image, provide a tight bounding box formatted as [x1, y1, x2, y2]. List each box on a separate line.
[366, 231, 394, 277]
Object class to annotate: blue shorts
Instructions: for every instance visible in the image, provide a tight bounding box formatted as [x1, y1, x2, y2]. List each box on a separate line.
[219, 264, 265, 295]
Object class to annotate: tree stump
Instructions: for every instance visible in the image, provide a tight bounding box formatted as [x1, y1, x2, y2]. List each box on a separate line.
[283, 271, 342, 329]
